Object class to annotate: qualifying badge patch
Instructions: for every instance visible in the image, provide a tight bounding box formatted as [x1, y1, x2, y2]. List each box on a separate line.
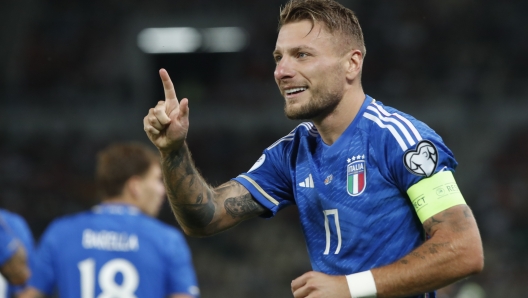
[403, 140, 438, 177]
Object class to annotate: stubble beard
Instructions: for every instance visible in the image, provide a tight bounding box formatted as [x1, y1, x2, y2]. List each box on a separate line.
[284, 85, 343, 121]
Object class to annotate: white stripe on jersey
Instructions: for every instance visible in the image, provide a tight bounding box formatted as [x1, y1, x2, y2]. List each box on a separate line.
[267, 136, 294, 150]
[363, 112, 408, 151]
[237, 175, 279, 205]
[366, 106, 416, 147]
[372, 102, 422, 141]
[300, 122, 319, 137]
[267, 122, 318, 150]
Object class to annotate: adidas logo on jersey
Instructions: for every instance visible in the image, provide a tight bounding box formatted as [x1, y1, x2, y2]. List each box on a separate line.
[299, 174, 314, 188]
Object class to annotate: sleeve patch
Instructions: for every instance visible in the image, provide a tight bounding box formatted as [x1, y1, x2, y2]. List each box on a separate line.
[407, 171, 466, 223]
[248, 154, 266, 172]
[403, 140, 438, 177]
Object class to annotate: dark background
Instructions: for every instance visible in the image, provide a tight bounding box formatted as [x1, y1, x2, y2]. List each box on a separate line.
[1, 0, 528, 297]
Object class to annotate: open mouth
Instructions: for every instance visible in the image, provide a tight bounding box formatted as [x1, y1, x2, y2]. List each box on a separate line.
[285, 87, 307, 96]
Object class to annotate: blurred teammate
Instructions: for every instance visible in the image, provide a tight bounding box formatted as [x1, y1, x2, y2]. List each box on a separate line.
[21, 142, 199, 298]
[0, 209, 34, 297]
[0, 209, 33, 298]
[143, 0, 484, 297]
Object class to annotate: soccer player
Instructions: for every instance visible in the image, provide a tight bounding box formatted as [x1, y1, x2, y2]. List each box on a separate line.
[20, 143, 199, 298]
[143, 0, 484, 297]
[0, 209, 34, 297]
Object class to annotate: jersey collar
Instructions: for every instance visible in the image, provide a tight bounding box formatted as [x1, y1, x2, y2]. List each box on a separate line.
[320, 95, 374, 153]
[92, 203, 141, 215]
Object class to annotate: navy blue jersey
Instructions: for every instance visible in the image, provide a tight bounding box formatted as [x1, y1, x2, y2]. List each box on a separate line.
[234, 95, 457, 298]
[29, 203, 199, 298]
[0, 209, 34, 298]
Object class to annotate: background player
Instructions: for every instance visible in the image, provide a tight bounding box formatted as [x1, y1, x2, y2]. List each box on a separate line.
[0, 213, 31, 294]
[143, 0, 483, 297]
[0, 209, 34, 298]
[20, 142, 199, 298]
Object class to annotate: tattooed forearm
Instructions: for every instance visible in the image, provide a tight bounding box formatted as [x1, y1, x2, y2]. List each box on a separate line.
[161, 144, 217, 231]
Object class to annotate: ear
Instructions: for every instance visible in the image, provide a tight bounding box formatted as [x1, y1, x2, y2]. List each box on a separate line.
[124, 176, 141, 200]
[344, 49, 363, 81]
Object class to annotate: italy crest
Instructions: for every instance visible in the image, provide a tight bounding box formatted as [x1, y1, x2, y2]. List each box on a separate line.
[347, 155, 366, 196]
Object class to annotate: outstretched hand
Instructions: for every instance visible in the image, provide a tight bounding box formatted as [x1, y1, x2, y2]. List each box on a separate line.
[143, 69, 189, 153]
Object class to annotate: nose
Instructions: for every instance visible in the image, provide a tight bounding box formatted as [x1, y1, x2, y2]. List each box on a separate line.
[274, 57, 295, 81]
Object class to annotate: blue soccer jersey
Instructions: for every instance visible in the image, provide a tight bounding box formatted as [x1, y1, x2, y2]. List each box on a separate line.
[0, 209, 34, 298]
[29, 203, 199, 298]
[234, 95, 458, 298]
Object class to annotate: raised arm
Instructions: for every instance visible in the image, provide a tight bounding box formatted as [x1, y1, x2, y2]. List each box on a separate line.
[144, 69, 266, 236]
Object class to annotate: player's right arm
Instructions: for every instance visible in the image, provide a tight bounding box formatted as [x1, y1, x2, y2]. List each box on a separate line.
[144, 69, 267, 236]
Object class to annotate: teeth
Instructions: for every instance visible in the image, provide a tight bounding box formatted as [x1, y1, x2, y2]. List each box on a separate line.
[285, 87, 307, 95]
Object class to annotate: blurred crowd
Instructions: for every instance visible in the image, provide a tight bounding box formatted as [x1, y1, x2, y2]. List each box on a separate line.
[1, 0, 527, 297]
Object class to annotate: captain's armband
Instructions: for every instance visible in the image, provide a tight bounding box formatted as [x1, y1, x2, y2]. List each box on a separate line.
[407, 171, 466, 223]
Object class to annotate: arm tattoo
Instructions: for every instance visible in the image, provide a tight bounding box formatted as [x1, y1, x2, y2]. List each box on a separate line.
[220, 180, 266, 219]
[225, 193, 263, 218]
[423, 205, 473, 235]
[423, 215, 443, 235]
[162, 145, 216, 230]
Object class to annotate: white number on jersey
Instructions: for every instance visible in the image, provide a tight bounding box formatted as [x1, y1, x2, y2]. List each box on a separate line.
[78, 258, 139, 298]
[323, 209, 342, 255]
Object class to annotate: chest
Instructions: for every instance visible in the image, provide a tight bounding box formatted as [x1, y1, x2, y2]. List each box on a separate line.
[292, 136, 395, 211]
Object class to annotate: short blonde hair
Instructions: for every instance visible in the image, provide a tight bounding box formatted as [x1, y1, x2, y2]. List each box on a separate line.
[279, 0, 366, 56]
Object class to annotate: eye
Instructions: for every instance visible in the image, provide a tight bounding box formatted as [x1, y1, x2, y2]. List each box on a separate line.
[274, 55, 282, 63]
[296, 52, 308, 58]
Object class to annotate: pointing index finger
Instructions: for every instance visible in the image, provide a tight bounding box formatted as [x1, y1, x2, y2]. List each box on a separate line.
[159, 68, 177, 101]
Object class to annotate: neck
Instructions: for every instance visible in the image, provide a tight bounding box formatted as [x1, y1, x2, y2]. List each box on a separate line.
[312, 87, 366, 145]
[102, 196, 136, 207]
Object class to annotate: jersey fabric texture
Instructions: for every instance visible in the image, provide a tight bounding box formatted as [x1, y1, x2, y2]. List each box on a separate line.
[29, 203, 199, 298]
[0, 209, 34, 298]
[234, 95, 457, 298]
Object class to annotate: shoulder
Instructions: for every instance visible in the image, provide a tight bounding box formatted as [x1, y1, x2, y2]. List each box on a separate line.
[0, 209, 28, 228]
[360, 99, 440, 152]
[43, 211, 91, 235]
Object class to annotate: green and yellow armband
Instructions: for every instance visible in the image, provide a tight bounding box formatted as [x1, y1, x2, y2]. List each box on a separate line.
[407, 171, 466, 223]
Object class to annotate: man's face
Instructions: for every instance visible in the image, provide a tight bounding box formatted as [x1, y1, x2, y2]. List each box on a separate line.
[274, 20, 347, 120]
[136, 164, 165, 217]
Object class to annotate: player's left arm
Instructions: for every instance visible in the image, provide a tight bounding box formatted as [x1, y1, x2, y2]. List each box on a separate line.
[292, 174, 484, 298]
[369, 203, 483, 297]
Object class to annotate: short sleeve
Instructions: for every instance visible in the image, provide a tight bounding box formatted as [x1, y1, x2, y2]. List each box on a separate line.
[164, 230, 199, 297]
[366, 102, 457, 192]
[233, 136, 295, 217]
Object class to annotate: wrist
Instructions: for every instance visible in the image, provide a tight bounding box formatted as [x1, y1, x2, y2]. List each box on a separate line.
[159, 141, 186, 157]
[345, 270, 377, 298]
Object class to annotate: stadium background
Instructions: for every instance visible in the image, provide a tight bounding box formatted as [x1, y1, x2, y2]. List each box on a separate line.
[1, 0, 527, 297]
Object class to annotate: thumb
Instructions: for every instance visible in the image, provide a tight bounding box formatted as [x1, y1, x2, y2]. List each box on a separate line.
[178, 98, 190, 123]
